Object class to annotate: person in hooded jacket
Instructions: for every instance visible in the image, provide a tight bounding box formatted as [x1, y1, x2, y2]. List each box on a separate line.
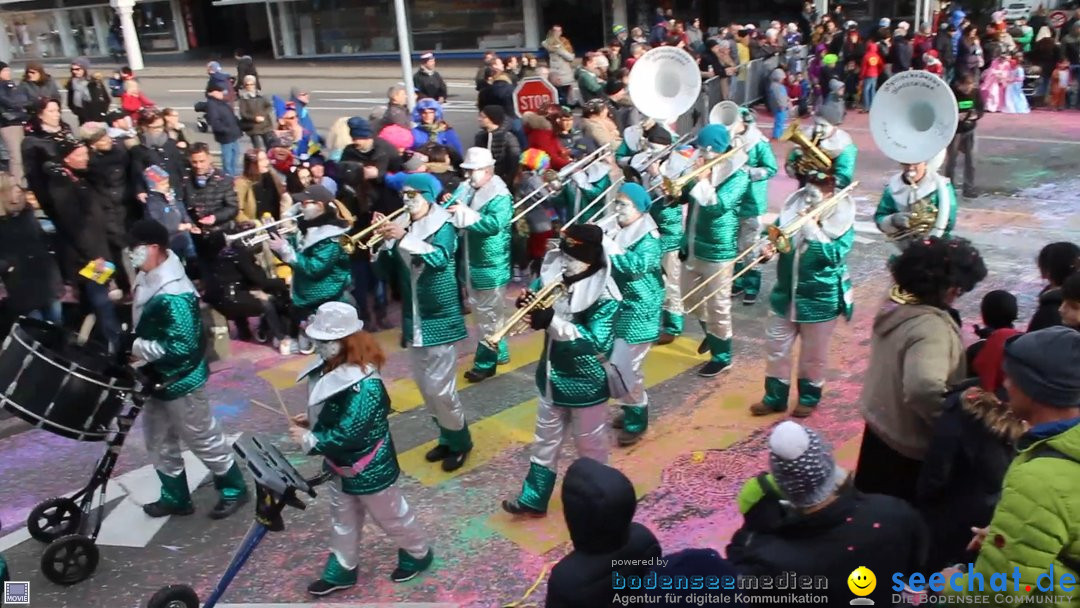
[544, 457, 661, 608]
[204, 61, 235, 105]
[1028, 242, 1079, 332]
[410, 98, 463, 165]
[856, 237, 988, 503]
[412, 52, 447, 102]
[916, 384, 1025, 571]
[0, 171, 61, 328]
[17, 62, 61, 104]
[66, 57, 110, 125]
[234, 50, 259, 92]
[0, 62, 29, 185]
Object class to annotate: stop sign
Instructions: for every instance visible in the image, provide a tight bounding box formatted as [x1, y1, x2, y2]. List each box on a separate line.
[1050, 10, 1067, 28]
[513, 77, 559, 117]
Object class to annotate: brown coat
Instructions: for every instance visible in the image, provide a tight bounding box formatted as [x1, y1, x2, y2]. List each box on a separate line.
[859, 298, 966, 461]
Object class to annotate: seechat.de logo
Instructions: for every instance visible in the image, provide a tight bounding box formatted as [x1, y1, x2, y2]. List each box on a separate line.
[848, 566, 876, 605]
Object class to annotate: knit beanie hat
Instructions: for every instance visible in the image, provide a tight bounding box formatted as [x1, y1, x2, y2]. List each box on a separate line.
[768, 421, 837, 508]
[561, 224, 604, 266]
[402, 151, 429, 172]
[56, 136, 83, 160]
[695, 124, 731, 153]
[379, 124, 414, 150]
[520, 148, 551, 171]
[619, 182, 652, 213]
[815, 102, 844, 128]
[347, 116, 372, 139]
[403, 172, 441, 204]
[823, 53, 839, 67]
[481, 104, 507, 125]
[1003, 327, 1080, 408]
[143, 165, 170, 191]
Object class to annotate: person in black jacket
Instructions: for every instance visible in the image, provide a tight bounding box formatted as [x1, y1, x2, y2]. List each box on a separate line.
[82, 122, 133, 293]
[474, 105, 519, 187]
[199, 81, 242, 176]
[916, 385, 1024, 572]
[234, 50, 260, 92]
[545, 458, 662, 608]
[45, 137, 120, 349]
[413, 52, 447, 103]
[727, 422, 929, 607]
[889, 30, 914, 73]
[0, 62, 29, 185]
[944, 74, 983, 198]
[184, 142, 239, 234]
[20, 98, 72, 219]
[66, 57, 110, 125]
[201, 229, 291, 354]
[0, 172, 61, 329]
[935, 24, 958, 81]
[130, 110, 186, 202]
[1028, 242, 1080, 331]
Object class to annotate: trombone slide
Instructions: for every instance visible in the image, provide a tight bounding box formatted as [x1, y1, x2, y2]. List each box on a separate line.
[562, 177, 625, 228]
[683, 254, 769, 315]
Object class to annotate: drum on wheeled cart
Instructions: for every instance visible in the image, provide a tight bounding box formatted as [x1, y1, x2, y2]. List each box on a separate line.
[0, 317, 144, 585]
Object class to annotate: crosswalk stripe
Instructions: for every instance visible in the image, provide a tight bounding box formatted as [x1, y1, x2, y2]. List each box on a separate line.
[397, 336, 705, 487]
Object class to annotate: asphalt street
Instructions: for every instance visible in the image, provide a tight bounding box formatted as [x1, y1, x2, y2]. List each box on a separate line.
[2, 66, 1080, 608]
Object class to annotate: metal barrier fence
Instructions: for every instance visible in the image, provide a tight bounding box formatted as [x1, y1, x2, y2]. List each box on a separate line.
[676, 45, 807, 133]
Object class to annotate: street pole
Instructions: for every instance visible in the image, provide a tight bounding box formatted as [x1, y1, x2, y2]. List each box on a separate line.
[111, 0, 144, 70]
[393, 0, 416, 114]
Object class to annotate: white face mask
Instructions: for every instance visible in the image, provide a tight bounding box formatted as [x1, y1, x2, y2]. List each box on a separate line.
[468, 168, 490, 188]
[128, 245, 150, 269]
[615, 199, 640, 226]
[902, 169, 919, 184]
[812, 121, 832, 140]
[302, 203, 322, 221]
[314, 340, 341, 361]
[565, 257, 590, 277]
[402, 191, 426, 213]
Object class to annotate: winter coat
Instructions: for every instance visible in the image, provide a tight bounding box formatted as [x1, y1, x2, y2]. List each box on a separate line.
[205, 72, 234, 103]
[66, 78, 111, 125]
[86, 144, 132, 248]
[859, 298, 967, 461]
[542, 36, 576, 87]
[1028, 285, 1064, 331]
[0, 207, 61, 314]
[890, 36, 914, 72]
[413, 68, 447, 100]
[18, 77, 61, 105]
[129, 138, 186, 198]
[202, 97, 242, 144]
[380, 103, 410, 130]
[650, 549, 745, 606]
[474, 123, 520, 187]
[545, 458, 662, 608]
[916, 385, 1023, 571]
[238, 93, 274, 135]
[476, 76, 515, 115]
[935, 32, 957, 67]
[183, 169, 239, 230]
[945, 420, 1080, 607]
[861, 43, 884, 79]
[728, 480, 929, 606]
[235, 55, 259, 91]
[20, 119, 73, 214]
[120, 90, 155, 120]
[234, 173, 285, 221]
[522, 112, 571, 170]
[44, 164, 111, 279]
[0, 79, 29, 128]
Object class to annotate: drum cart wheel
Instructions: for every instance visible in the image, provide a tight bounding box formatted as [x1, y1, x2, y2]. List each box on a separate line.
[28, 497, 83, 543]
[39, 534, 100, 585]
[146, 584, 200, 608]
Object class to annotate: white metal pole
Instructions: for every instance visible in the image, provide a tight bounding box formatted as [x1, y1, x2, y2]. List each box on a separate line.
[393, 0, 416, 114]
[111, 0, 144, 70]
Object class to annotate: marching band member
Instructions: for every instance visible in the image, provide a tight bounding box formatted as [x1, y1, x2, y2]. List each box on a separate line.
[750, 172, 856, 418]
[681, 124, 750, 377]
[731, 108, 778, 306]
[268, 185, 352, 354]
[874, 150, 957, 248]
[651, 144, 694, 345]
[785, 106, 857, 189]
[375, 174, 472, 471]
[289, 302, 433, 595]
[447, 147, 513, 384]
[551, 151, 615, 224]
[123, 219, 249, 519]
[601, 183, 663, 446]
[502, 224, 621, 516]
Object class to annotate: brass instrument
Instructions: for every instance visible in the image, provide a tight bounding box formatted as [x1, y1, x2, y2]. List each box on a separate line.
[340, 207, 409, 254]
[482, 281, 566, 349]
[660, 141, 750, 199]
[513, 144, 613, 213]
[225, 215, 299, 247]
[887, 197, 938, 242]
[681, 181, 859, 314]
[562, 176, 626, 228]
[780, 121, 832, 175]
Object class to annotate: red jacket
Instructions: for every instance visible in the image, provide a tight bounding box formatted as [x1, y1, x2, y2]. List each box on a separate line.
[861, 43, 883, 79]
[522, 113, 572, 170]
[121, 91, 155, 119]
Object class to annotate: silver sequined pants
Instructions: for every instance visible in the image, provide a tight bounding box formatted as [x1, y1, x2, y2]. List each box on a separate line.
[408, 343, 466, 431]
[143, 387, 235, 478]
[529, 396, 610, 470]
[764, 312, 838, 387]
[681, 259, 733, 339]
[661, 250, 683, 315]
[611, 338, 650, 407]
[468, 285, 507, 346]
[327, 480, 429, 570]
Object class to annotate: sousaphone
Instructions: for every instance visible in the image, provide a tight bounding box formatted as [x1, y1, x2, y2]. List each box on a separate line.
[708, 100, 742, 133]
[869, 71, 958, 164]
[627, 46, 702, 121]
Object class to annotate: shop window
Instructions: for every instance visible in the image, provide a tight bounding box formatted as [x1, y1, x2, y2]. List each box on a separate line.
[410, 0, 525, 51]
[135, 0, 179, 51]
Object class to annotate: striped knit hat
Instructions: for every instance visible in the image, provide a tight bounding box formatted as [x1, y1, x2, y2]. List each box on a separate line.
[520, 148, 551, 171]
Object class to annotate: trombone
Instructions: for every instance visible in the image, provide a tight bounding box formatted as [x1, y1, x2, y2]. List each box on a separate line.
[633, 131, 696, 178]
[340, 207, 409, 254]
[682, 181, 858, 314]
[660, 141, 750, 199]
[562, 176, 626, 228]
[510, 145, 614, 224]
[482, 281, 566, 349]
[225, 215, 299, 247]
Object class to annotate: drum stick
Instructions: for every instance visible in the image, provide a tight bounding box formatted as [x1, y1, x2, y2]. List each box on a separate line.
[250, 398, 292, 419]
[77, 314, 96, 346]
[272, 387, 291, 418]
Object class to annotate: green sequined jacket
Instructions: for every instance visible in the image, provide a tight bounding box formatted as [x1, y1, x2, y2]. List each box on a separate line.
[739, 133, 779, 218]
[375, 205, 467, 347]
[457, 179, 513, 290]
[874, 173, 957, 240]
[605, 216, 664, 344]
[301, 362, 399, 495]
[132, 252, 208, 401]
[681, 169, 750, 263]
[288, 225, 352, 310]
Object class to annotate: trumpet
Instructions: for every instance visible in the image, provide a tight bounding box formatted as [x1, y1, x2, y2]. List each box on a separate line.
[660, 141, 750, 199]
[886, 198, 938, 242]
[225, 216, 298, 247]
[340, 207, 409, 254]
[780, 121, 832, 175]
[482, 281, 566, 349]
[682, 182, 859, 314]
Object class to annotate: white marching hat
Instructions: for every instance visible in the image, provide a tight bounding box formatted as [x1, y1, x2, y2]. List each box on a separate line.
[305, 302, 364, 341]
[460, 147, 496, 170]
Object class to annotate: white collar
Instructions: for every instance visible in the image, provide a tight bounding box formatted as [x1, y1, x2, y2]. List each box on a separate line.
[608, 213, 659, 249]
[133, 252, 195, 325]
[468, 175, 510, 211]
[408, 203, 451, 241]
[307, 363, 379, 407]
[302, 224, 349, 250]
[800, 125, 853, 155]
[538, 248, 622, 313]
[740, 124, 765, 147]
[887, 171, 945, 201]
[778, 187, 855, 241]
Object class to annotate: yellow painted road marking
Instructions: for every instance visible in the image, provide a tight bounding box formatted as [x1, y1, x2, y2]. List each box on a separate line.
[399, 337, 706, 488]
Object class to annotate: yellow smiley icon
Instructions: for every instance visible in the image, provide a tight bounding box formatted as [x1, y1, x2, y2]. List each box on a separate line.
[848, 566, 876, 597]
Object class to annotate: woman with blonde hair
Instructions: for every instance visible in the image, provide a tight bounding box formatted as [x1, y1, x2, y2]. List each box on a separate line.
[235, 148, 286, 221]
[0, 172, 62, 324]
[289, 302, 433, 594]
[324, 116, 353, 163]
[542, 25, 575, 105]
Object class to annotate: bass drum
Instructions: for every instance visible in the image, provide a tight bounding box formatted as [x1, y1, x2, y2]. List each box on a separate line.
[0, 318, 135, 441]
